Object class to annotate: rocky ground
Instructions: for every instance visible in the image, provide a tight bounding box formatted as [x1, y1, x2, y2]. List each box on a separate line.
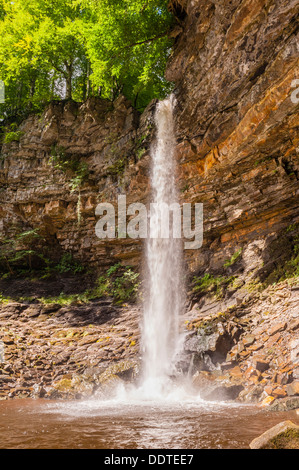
[183, 277, 299, 409]
[0, 275, 298, 410]
[0, 286, 141, 400]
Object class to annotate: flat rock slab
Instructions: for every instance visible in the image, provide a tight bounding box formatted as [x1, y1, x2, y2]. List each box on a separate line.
[249, 420, 299, 449]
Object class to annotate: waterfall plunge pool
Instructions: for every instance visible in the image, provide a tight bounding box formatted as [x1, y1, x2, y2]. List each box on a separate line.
[0, 397, 297, 449]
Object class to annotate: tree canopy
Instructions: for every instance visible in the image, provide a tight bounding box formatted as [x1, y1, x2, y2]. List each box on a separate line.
[0, 0, 174, 119]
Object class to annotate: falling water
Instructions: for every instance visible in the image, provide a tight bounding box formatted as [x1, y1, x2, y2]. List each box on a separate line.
[141, 95, 184, 397]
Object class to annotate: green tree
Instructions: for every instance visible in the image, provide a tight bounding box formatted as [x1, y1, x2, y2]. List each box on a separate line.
[83, 0, 174, 108]
[0, 0, 174, 119]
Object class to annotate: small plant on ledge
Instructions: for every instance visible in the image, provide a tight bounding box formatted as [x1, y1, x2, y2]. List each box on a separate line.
[223, 248, 243, 268]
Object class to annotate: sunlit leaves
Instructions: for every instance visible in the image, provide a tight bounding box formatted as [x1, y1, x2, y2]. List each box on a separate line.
[0, 0, 174, 117]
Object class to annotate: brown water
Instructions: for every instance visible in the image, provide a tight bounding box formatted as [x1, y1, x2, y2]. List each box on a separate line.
[0, 398, 297, 449]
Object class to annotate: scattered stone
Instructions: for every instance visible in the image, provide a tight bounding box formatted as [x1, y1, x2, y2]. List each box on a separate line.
[286, 381, 299, 397]
[289, 319, 299, 331]
[269, 322, 287, 336]
[253, 358, 270, 372]
[228, 366, 243, 379]
[248, 343, 264, 352]
[272, 387, 287, 398]
[1, 336, 14, 345]
[260, 396, 275, 407]
[242, 335, 255, 347]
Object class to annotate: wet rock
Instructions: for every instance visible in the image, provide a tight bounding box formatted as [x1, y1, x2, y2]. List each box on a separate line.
[192, 370, 244, 402]
[249, 421, 299, 449]
[98, 360, 140, 385]
[268, 397, 299, 412]
[185, 323, 234, 364]
[200, 383, 244, 402]
[32, 384, 46, 398]
[260, 396, 276, 407]
[241, 384, 265, 403]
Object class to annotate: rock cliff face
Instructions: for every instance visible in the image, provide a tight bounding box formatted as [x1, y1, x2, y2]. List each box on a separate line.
[1, 0, 298, 278]
[169, 0, 299, 275]
[0, 96, 154, 270]
[0, 0, 298, 403]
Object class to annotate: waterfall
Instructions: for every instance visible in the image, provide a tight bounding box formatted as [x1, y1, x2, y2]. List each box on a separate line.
[141, 95, 184, 396]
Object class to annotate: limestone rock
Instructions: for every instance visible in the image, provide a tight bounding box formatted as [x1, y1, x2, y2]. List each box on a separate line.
[249, 421, 299, 449]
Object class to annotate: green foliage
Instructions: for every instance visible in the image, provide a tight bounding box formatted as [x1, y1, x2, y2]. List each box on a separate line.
[261, 429, 299, 449]
[106, 158, 126, 176]
[181, 183, 190, 193]
[69, 165, 89, 192]
[192, 273, 236, 299]
[0, 293, 12, 304]
[107, 262, 122, 276]
[37, 292, 90, 306]
[0, 228, 45, 274]
[88, 0, 174, 110]
[223, 248, 243, 268]
[90, 263, 140, 304]
[263, 239, 299, 286]
[286, 223, 298, 233]
[0, 0, 174, 119]
[4, 130, 24, 143]
[0, 226, 85, 278]
[111, 268, 140, 304]
[49, 144, 68, 169]
[49, 144, 89, 188]
[49, 145, 88, 225]
[21, 263, 140, 306]
[55, 252, 84, 274]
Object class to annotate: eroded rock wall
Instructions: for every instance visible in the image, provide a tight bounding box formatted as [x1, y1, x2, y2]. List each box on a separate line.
[0, 96, 154, 270]
[169, 0, 299, 274]
[1, 0, 298, 278]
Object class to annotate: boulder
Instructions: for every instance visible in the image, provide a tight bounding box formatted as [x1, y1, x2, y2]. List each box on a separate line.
[184, 323, 234, 364]
[268, 396, 299, 411]
[238, 384, 264, 403]
[192, 370, 243, 401]
[249, 421, 299, 449]
[200, 383, 244, 402]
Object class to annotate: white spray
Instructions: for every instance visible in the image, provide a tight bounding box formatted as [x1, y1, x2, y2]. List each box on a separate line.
[140, 95, 184, 397]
